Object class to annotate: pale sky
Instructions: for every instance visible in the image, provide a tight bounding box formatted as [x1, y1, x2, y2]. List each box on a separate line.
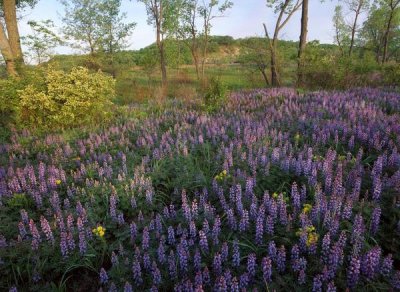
[18, 0, 353, 55]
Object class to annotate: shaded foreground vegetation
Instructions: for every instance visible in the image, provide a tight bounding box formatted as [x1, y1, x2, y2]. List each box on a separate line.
[0, 87, 399, 291]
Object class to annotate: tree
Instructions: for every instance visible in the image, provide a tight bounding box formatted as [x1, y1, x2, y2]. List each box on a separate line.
[179, 0, 201, 78]
[97, 0, 136, 54]
[197, 0, 233, 80]
[332, 5, 351, 55]
[297, 0, 308, 86]
[381, 0, 400, 63]
[22, 20, 63, 64]
[264, 0, 302, 86]
[0, 0, 37, 76]
[238, 37, 270, 87]
[344, 0, 369, 56]
[0, 20, 17, 76]
[137, 0, 177, 87]
[61, 0, 103, 55]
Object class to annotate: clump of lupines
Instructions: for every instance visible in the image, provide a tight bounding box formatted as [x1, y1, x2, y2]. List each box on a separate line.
[0, 88, 399, 290]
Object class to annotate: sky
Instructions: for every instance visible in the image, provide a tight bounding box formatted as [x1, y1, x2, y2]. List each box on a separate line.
[18, 0, 347, 55]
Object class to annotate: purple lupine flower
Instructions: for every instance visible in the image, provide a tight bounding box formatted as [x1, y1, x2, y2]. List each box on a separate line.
[99, 268, 108, 284]
[18, 222, 27, 239]
[215, 276, 227, 292]
[40, 216, 54, 245]
[202, 267, 210, 286]
[77, 217, 86, 255]
[372, 177, 381, 201]
[392, 271, 400, 290]
[213, 253, 222, 276]
[255, 215, 264, 244]
[221, 242, 229, 263]
[130, 222, 137, 243]
[239, 210, 249, 232]
[67, 232, 75, 251]
[239, 273, 249, 289]
[168, 250, 177, 279]
[230, 276, 239, 292]
[265, 215, 274, 235]
[199, 230, 209, 253]
[347, 256, 360, 289]
[277, 245, 286, 273]
[262, 256, 272, 282]
[142, 226, 150, 250]
[298, 269, 306, 285]
[189, 220, 197, 238]
[167, 226, 175, 245]
[194, 248, 202, 272]
[291, 182, 300, 211]
[124, 282, 133, 292]
[212, 216, 221, 245]
[195, 271, 203, 287]
[232, 240, 240, 267]
[152, 261, 161, 286]
[60, 231, 68, 258]
[291, 244, 300, 267]
[370, 207, 381, 235]
[361, 247, 381, 280]
[226, 208, 237, 230]
[178, 244, 188, 273]
[268, 241, 277, 262]
[143, 252, 151, 271]
[29, 219, 40, 251]
[111, 251, 119, 266]
[132, 259, 143, 286]
[321, 233, 331, 265]
[312, 275, 323, 292]
[326, 281, 336, 292]
[157, 240, 166, 264]
[381, 254, 393, 277]
[247, 253, 256, 278]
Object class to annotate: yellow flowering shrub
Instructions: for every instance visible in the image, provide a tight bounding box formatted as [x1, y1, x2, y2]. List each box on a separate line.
[18, 66, 115, 129]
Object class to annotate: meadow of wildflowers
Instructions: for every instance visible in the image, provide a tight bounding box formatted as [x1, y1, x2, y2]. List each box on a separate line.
[0, 87, 399, 291]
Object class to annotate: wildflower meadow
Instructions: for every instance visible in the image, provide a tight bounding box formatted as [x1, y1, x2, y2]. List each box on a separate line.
[0, 87, 399, 291]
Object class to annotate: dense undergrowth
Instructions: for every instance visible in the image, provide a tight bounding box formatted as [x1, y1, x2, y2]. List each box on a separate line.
[0, 87, 399, 291]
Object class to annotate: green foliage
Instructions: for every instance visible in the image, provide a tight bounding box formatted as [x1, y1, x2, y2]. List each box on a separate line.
[18, 66, 115, 129]
[382, 63, 400, 85]
[204, 77, 227, 111]
[22, 20, 64, 64]
[61, 0, 135, 54]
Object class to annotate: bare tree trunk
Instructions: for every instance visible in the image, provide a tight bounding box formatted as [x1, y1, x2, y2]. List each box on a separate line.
[382, 0, 399, 63]
[349, 1, 363, 56]
[159, 39, 167, 86]
[0, 22, 18, 77]
[3, 0, 24, 67]
[270, 40, 280, 86]
[201, 33, 209, 82]
[297, 0, 308, 86]
[260, 68, 269, 87]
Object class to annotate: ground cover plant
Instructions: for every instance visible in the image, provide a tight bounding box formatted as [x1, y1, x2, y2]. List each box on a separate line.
[0, 87, 399, 291]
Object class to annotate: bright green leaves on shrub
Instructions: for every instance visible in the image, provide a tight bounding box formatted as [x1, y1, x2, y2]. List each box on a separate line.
[18, 66, 115, 129]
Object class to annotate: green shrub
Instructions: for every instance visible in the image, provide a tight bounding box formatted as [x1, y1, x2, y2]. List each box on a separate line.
[18, 66, 115, 129]
[382, 63, 400, 86]
[204, 77, 227, 111]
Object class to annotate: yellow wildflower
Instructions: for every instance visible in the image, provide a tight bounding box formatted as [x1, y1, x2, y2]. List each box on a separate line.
[272, 192, 278, 199]
[55, 179, 62, 185]
[215, 170, 228, 181]
[302, 204, 312, 214]
[93, 226, 106, 237]
[306, 232, 319, 246]
[294, 133, 301, 141]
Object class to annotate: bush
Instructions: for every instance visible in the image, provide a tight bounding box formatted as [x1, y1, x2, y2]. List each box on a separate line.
[18, 66, 115, 129]
[382, 63, 400, 86]
[203, 77, 227, 111]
